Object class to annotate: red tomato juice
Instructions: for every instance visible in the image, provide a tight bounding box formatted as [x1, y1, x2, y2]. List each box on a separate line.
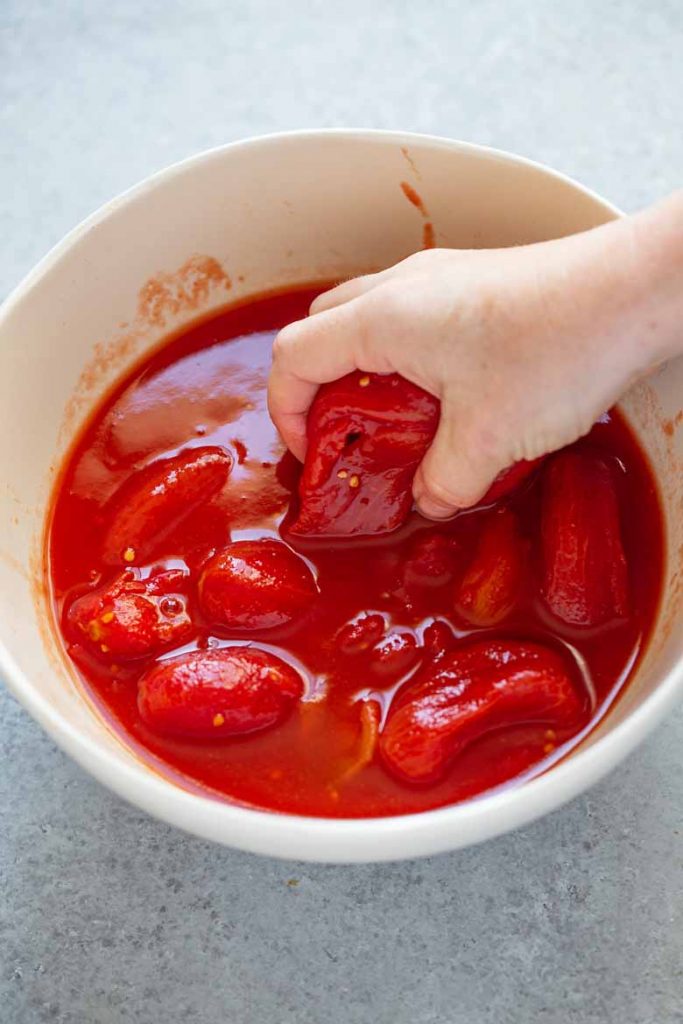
[47, 285, 664, 817]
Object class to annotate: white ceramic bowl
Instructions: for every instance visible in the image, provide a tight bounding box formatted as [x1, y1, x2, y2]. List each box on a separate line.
[1, 130, 681, 862]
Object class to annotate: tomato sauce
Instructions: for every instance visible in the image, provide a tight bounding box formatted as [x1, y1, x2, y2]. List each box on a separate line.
[48, 285, 664, 818]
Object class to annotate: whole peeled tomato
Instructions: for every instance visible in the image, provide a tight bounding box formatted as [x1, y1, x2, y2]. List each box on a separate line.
[290, 371, 439, 537]
[456, 508, 526, 626]
[101, 446, 233, 565]
[380, 640, 587, 784]
[541, 449, 629, 626]
[290, 370, 544, 537]
[66, 568, 194, 661]
[480, 458, 542, 504]
[198, 538, 319, 630]
[138, 646, 304, 738]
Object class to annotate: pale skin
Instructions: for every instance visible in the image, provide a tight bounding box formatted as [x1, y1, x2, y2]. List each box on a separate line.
[268, 191, 683, 519]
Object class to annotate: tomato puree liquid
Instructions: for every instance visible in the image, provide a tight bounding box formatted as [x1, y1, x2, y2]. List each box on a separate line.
[48, 286, 664, 817]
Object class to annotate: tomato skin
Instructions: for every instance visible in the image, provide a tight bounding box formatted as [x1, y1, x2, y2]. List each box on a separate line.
[291, 371, 544, 537]
[456, 508, 525, 626]
[66, 568, 194, 661]
[45, 285, 662, 819]
[101, 446, 233, 565]
[290, 371, 439, 536]
[481, 458, 542, 503]
[541, 450, 629, 626]
[138, 646, 304, 738]
[198, 539, 318, 630]
[380, 640, 587, 784]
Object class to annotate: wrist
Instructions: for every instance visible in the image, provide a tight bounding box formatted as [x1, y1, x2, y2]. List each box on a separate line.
[549, 193, 683, 381]
[626, 190, 683, 366]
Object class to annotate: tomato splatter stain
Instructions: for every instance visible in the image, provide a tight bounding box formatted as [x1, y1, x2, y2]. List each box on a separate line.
[400, 182, 436, 249]
[400, 181, 428, 216]
[662, 411, 683, 437]
[138, 255, 232, 328]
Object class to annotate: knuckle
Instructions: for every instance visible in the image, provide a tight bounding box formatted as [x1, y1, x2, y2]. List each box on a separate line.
[399, 251, 426, 270]
[400, 249, 442, 271]
[309, 290, 335, 315]
[271, 325, 299, 364]
[363, 282, 411, 332]
[345, 303, 379, 366]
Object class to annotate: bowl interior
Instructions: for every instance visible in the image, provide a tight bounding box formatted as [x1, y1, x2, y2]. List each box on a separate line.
[0, 131, 681, 858]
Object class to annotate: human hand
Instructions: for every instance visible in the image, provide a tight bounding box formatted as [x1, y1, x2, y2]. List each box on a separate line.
[268, 194, 681, 519]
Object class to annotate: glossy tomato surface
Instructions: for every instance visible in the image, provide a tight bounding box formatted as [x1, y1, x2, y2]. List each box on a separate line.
[48, 285, 664, 817]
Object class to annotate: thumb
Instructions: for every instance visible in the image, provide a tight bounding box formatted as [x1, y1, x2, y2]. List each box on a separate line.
[412, 411, 502, 518]
[268, 300, 363, 460]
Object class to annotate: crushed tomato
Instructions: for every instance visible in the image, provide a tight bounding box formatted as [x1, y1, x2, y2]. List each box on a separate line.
[48, 285, 664, 818]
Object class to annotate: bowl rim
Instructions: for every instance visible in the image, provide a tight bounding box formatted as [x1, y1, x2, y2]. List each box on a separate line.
[1, 127, 682, 862]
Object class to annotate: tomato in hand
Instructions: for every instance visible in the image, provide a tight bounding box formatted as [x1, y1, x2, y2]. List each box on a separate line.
[290, 372, 545, 537]
[290, 371, 439, 536]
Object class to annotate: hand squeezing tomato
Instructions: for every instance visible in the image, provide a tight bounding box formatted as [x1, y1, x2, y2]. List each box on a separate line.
[289, 371, 440, 535]
[290, 371, 541, 536]
[50, 287, 660, 818]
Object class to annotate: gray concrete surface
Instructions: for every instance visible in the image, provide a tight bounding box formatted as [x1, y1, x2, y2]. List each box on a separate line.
[1, 1, 682, 1021]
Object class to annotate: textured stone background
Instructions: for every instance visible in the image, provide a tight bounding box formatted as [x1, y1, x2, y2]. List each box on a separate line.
[1, 2, 681, 1021]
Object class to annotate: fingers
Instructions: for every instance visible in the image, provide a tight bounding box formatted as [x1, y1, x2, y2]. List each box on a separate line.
[412, 412, 502, 518]
[310, 254, 428, 315]
[266, 370, 317, 462]
[311, 250, 447, 317]
[268, 300, 367, 459]
[273, 300, 368, 380]
[309, 271, 387, 315]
